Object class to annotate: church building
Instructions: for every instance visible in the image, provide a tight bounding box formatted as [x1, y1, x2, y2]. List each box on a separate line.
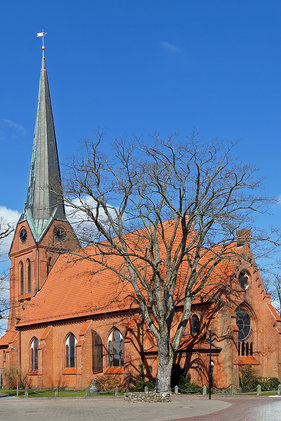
[0, 50, 281, 391]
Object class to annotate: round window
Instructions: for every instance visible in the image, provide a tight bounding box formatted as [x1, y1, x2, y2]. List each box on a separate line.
[236, 309, 251, 341]
[239, 270, 249, 290]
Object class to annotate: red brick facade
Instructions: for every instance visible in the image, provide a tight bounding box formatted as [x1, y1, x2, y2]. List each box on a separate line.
[1, 234, 281, 390]
[1, 54, 280, 391]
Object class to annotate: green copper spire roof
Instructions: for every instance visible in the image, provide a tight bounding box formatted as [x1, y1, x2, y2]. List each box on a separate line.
[19, 54, 67, 242]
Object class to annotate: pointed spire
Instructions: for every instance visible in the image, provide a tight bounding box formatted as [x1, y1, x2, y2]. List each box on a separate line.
[20, 53, 67, 242]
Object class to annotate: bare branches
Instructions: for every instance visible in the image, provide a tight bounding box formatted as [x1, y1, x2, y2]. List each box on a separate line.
[0, 218, 14, 241]
[62, 133, 274, 392]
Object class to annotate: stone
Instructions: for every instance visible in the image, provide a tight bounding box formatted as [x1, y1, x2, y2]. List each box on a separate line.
[124, 392, 171, 403]
[89, 377, 99, 394]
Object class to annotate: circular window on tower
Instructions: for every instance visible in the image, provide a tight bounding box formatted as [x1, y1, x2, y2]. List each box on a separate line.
[236, 309, 251, 341]
[239, 270, 250, 291]
[54, 226, 66, 242]
[20, 228, 27, 243]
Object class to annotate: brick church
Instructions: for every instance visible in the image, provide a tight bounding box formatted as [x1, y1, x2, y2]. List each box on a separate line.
[0, 52, 281, 390]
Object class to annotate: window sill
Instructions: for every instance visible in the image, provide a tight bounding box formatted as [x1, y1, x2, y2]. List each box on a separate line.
[104, 367, 124, 374]
[29, 370, 39, 376]
[62, 368, 77, 375]
[19, 293, 32, 301]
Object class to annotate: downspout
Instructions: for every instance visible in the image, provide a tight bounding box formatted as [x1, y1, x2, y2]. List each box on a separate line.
[37, 244, 39, 292]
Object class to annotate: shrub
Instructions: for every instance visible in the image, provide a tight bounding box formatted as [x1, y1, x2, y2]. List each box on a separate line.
[240, 366, 280, 392]
[129, 364, 156, 392]
[266, 377, 280, 390]
[2, 367, 30, 389]
[129, 376, 156, 392]
[177, 374, 201, 393]
[259, 377, 280, 391]
[239, 366, 259, 392]
[94, 375, 120, 392]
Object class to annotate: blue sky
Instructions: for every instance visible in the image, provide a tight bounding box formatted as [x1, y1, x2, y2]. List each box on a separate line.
[1, 1, 281, 268]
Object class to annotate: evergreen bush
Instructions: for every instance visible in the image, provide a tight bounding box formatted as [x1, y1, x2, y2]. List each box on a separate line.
[240, 366, 280, 392]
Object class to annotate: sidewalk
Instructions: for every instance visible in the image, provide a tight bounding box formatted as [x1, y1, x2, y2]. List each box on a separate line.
[0, 395, 230, 421]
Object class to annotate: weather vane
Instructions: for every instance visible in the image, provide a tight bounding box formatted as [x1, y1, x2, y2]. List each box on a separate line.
[36, 30, 47, 54]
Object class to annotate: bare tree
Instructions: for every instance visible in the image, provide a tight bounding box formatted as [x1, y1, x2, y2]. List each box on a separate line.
[267, 275, 281, 317]
[62, 134, 272, 392]
[0, 218, 14, 324]
[0, 218, 13, 241]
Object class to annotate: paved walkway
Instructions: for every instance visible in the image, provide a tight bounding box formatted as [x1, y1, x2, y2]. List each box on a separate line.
[0, 396, 229, 421]
[1, 395, 281, 421]
[183, 396, 281, 421]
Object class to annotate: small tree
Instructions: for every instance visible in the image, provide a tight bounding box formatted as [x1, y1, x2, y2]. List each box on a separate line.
[62, 134, 272, 392]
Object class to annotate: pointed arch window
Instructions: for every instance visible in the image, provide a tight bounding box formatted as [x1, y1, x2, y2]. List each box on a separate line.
[236, 309, 251, 341]
[108, 329, 124, 367]
[92, 330, 103, 373]
[20, 261, 24, 295]
[47, 257, 52, 275]
[30, 337, 39, 370]
[191, 314, 200, 335]
[65, 333, 77, 368]
[27, 260, 31, 293]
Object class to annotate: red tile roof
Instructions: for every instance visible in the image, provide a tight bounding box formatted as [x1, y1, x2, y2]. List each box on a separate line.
[0, 329, 18, 347]
[16, 220, 239, 327]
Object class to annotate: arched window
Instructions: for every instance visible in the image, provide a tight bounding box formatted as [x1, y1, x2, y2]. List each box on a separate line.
[20, 261, 24, 295]
[30, 337, 39, 370]
[92, 330, 103, 373]
[47, 257, 52, 275]
[108, 329, 124, 367]
[27, 260, 31, 293]
[65, 333, 77, 368]
[191, 314, 200, 335]
[236, 309, 251, 341]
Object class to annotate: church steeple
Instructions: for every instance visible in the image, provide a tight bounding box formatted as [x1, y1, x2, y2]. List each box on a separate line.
[19, 54, 67, 242]
[7, 49, 79, 329]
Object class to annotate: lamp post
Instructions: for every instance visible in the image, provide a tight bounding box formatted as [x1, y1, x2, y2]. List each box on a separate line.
[11, 348, 18, 397]
[207, 330, 214, 400]
[0, 354, 2, 389]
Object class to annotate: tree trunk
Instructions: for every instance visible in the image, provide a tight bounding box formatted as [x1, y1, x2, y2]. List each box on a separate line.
[157, 340, 174, 392]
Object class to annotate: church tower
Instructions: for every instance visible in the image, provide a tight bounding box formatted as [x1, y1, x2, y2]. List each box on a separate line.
[8, 51, 80, 329]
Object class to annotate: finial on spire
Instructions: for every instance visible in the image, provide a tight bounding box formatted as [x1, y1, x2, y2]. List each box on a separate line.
[37, 30, 47, 56]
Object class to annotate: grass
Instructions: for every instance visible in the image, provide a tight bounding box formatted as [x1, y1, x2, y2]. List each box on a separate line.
[1, 388, 87, 398]
[0, 388, 124, 398]
[1, 388, 279, 398]
[236, 390, 279, 396]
